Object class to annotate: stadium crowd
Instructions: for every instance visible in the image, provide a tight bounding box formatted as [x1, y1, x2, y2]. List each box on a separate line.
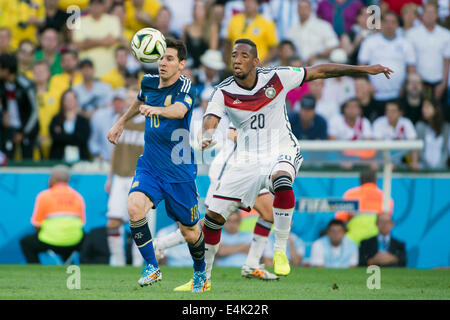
[0, 0, 449, 171]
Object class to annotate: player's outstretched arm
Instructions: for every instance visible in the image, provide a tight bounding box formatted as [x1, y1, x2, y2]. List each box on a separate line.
[107, 98, 141, 145]
[304, 64, 394, 82]
[200, 115, 220, 150]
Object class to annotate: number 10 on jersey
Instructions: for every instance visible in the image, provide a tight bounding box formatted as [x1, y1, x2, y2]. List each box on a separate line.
[148, 114, 160, 128]
[190, 204, 199, 223]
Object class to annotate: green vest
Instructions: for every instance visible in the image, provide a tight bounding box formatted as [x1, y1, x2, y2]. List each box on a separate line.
[38, 216, 83, 246]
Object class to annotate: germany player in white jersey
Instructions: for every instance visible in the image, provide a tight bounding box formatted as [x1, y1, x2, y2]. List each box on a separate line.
[153, 124, 279, 291]
[189, 38, 393, 288]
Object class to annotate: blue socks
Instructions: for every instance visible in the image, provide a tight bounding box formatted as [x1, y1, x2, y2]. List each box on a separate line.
[188, 231, 206, 272]
[129, 217, 158, 268]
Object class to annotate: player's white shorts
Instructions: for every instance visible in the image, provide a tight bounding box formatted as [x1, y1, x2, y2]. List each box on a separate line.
[106, 175, 133, 221]
[208, 147, 302, 219]
[205, 143, 270, 209]
[205, 178, 270, 209]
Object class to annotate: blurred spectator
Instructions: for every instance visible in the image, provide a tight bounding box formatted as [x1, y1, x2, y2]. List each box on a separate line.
[154, 6, 178, 40]
[41, 0, 70, 33]
[406, 3, 450, 103]
[0, 0, 45, 50]
[354, 75, 378, 122]
[270, 40, 297, 67]
[89, 88, 128, 162]
[398, 3, 421, 36]
[400, 72, 425, 125]
[286, 0, 339, 66]
[335, 169, 394, 244]
[322, 48, 356, 108]
[317, 0, 363, 37]
[195, 49, 226, 100]
[73, 59, 113, 119]
[20, 165, 86, 264]
[288, 94, 328, 140]
[216, 211, 253, 267]
[101, 46, 128, 89]
[124, 0, 162, 35]
[162, 0, 195, 38]
[0, 27, 12, 55]
[340, 6, 376, 66]
[372, 100, 417, 140]
[328, 98, 372, 140]
[225, 0, 278, 66]
[358, 11, 416, 114]
[381, 0, 422, 17]
[308, 78, 340, 123]
[373, 100, 417, 169]
[0, 53, 39, 160]
[263, 232, 304, 267]
[359, 212, 407, 267]
[33, 60, 60, 160]
[48, 49, 83, 100]
[268, 0, 300, 41]
[34, 28, 63, 76]
[414, 99, 450, 169]
[72, 0, 121, 78]
[49, 90, 91, 161]
[285, 55, 310, 110]
[310, 219, 359, 268]
[17, 40, 36, 80]
[182, 0, 219, 68]
[110, 2, 134, 47]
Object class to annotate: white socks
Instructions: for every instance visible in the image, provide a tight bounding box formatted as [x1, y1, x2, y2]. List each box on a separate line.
[204, 243, 220, 279]
[155, 228, 185, 251]
[273, 208, 294, 253]
[108, 225, 125, 266]
[245, 234, 269, 268]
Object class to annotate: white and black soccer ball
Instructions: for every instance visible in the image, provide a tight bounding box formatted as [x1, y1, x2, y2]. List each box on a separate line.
[131, 28, 167, 63]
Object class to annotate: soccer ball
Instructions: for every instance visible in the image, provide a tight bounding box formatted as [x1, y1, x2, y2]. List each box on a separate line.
[131, 28, 167, 63]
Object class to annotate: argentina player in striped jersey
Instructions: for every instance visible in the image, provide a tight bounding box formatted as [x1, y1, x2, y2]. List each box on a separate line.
[184, 38, 393, 289]
[107, 39, 208, 292]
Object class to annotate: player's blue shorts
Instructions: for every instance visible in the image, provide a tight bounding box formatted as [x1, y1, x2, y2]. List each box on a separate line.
[129, 166, 200, 227]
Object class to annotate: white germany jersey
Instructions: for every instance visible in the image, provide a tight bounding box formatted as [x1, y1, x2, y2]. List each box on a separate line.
[205, 66, 307, 159]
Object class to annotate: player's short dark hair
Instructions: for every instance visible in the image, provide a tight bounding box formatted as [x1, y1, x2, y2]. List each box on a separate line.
[360, 169, 377, 185]
[327, 219, 347, 232]
[165, 38, 187, 62]
[234, 38, 258, 58]
[0, 53, 18, 74]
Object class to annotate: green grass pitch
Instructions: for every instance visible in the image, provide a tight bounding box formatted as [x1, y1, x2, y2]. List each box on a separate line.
[0, 265, 448, 300]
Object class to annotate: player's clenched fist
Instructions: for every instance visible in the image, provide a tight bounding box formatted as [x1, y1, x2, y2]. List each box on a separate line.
[140, 105, 162, 117]
[198, 129, 217, 151]
[107, 121, 124, 145]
